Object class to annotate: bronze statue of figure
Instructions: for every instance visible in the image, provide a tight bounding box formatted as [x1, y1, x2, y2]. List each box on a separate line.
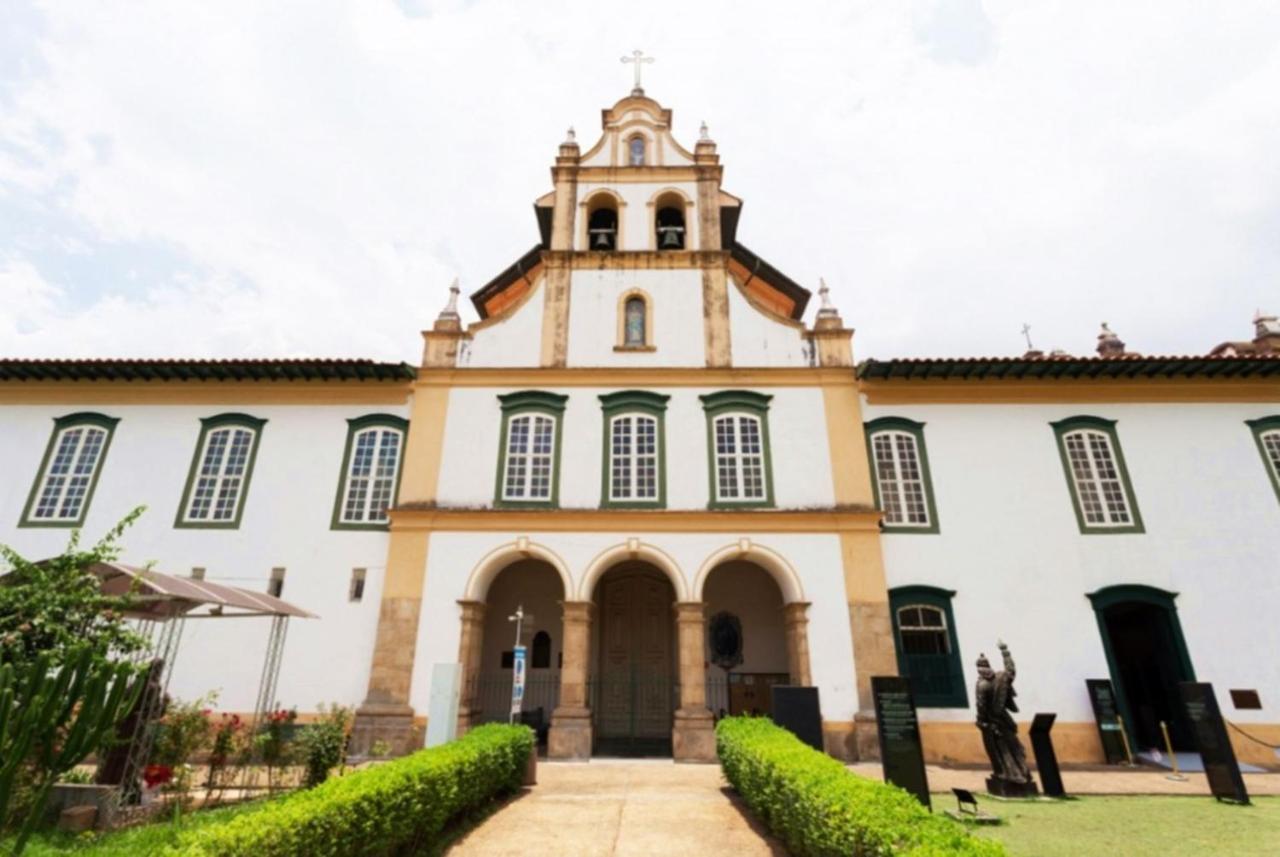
[975, 640, 1039, 797]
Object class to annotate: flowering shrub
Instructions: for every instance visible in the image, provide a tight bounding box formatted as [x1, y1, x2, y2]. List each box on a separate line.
[143, 765, 173, 789]
[174, 724, 534, 857]
[716, 717, 1007, 857]
[205, 713, 243, 794]
[254, 708, 297, 792]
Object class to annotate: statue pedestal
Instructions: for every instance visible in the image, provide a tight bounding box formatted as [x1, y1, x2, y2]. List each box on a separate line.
[986, 776, 1040, 799]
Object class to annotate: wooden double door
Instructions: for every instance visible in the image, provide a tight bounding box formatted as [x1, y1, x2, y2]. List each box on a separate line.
[593, 565, 677, 755]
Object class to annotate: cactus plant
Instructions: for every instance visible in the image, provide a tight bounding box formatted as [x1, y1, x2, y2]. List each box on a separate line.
[0, 647, 143, 854]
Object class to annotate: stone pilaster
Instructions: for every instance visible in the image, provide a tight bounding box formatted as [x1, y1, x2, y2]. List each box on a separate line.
[455, 600, 487, 735]
[672, 601, 716, 762]
[782, 601, 813, 687]
[548, 600, 594, 759]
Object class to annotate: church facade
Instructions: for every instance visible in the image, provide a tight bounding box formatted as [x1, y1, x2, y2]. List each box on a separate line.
[1, 89, 1278, 768]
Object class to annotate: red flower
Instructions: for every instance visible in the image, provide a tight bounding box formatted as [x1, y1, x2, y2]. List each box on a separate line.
[144, 764, 173, 788]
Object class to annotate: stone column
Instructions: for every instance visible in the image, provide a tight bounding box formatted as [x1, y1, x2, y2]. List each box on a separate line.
[672, 601, 716, 762]
[548, 600, 594, 759]
[782, 602, 814, 687]
[455, 600, 487, 735]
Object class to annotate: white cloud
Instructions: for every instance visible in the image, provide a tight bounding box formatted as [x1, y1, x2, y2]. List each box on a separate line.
[1, 0, 1278, 361]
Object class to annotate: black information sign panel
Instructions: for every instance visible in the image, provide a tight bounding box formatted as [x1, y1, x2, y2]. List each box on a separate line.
[1029, 713, 1065, 798]
[1085, 679, 1128, 765]
[872, 676, 930, 810]
[770, 686, 823, 752]
[1179, 682, 1249, 805]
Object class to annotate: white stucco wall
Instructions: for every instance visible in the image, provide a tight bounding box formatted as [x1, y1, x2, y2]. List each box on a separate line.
[409, 531, 860, 723]
[0, 403, 404, 712]
[435, 385, 836, 510]
[727, 280, 813, 368]
[864, 399, 1280, 728]
[564, 269, 706, 367]
[461, 279, 546, 368]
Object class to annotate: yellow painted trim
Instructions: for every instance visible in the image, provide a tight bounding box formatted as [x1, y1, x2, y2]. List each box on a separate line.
[822, 384, 875, 506]
[412, 367, 858, 389]
[0, 382, 411, 406]
[577, 166, 702, 182]
[397, 385, 451, 505]
[388, 506, 881, 534]
[859, 379, 1280, 404]
[382, 530, 431, 600]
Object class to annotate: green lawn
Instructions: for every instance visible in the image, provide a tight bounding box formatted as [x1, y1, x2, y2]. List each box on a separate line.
[967, 795, 1280, 857]
[1, 802, 259, 856]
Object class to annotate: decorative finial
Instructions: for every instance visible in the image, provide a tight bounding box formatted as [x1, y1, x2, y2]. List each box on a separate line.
[439, 278, 460, 320]
[1096, 321, 1126, 357]
[564, 126, 576, 144]
[699, 121, 710, 141]
[816, 277, 839, 318]
[621, 49, 654, 96]
[1021, 323, 1034, 351]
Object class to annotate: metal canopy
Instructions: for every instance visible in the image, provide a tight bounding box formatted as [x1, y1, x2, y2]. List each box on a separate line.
[89, 562, 316, 620]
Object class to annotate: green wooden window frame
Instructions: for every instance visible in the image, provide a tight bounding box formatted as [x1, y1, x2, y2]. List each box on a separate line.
[331, 414, 410, 530]
[699, 390, 775, 509]
[1086, 584, 1196, 749]
[888, 585, 968, 708]
[864, 417, 940, 534]
[494, 391, 568, 508]
[1246, 416, 1280, 506]
[174, 413, 268, 530]
[20, 412, 120, 528]
[1050, 415, 1144, 534]
[599, 391, 669, 508]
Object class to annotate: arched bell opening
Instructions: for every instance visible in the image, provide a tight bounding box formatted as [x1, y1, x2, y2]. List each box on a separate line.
[587, 203, 618, 251]
[458, 558, 565, 747]
[589, 561, 678, 756]
[654, 194, 686, 250]
[702, 560, 804, 720]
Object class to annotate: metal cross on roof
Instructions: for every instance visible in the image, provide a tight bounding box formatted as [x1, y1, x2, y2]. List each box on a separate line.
[621, 49, 654, 95]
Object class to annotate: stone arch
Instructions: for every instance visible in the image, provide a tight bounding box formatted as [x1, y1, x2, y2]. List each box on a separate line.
[615, 287, 655, 348]
[692, 539, 805, 604]
[578, 539, 688, 601]
[578, 188, 627, 251]
[463, 539, 574, 602]
[646, 186, 695, 250]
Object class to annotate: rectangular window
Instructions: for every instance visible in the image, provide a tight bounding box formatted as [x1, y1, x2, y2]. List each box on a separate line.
[268, 567, 285, 598]
[495, 392, 567, 507]
[713, 415, 766, 501]
[1051, 416, 1144, 534]
[176, 414, 266, 529]
[21, 413, 119, 527]
[1247, 417, 1280, 506]
[609, 415, 659, 501]
[700, 391, 774, 508]
[865, 418, 939, 533]
[332, 415, 408, 529]
[349, 568, 366, 602]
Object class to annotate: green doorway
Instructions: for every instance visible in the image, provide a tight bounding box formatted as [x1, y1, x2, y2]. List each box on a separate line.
[1088, 585, 1197, 752]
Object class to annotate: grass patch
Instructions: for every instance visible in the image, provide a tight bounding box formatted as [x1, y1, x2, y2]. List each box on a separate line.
[971, 795, 1280, 857]
[2, 802, 260, 856]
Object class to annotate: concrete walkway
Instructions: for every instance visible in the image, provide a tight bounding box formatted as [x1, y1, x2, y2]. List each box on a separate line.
[446, 760, 786, 857]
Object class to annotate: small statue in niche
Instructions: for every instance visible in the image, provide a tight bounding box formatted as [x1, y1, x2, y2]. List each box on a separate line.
[708, 611, 743, 672]
[975, 640, 1039, 797]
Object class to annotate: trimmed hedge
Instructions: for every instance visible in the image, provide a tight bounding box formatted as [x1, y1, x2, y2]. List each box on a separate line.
[716, 717, 1006, 857]
[171, 723, 533, 856]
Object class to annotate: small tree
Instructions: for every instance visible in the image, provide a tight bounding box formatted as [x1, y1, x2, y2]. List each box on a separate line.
[0, 507, 147, 666]
[296, 703, 353, 788]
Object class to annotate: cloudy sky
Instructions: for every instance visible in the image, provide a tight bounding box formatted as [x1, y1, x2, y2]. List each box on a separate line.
[2, 1, 1278, 362]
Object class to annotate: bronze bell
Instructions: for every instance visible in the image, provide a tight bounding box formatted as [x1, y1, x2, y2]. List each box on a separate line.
[590, 229, 615, 250]
[659, 226, 684, 249]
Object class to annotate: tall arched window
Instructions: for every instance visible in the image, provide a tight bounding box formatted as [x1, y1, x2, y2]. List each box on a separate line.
[176, 413, 267, 529]
[629, 136, 645, 166]
[333, 414, 409, 529]
[889, 586, 968, 708]
[624, 297, 646, 346]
